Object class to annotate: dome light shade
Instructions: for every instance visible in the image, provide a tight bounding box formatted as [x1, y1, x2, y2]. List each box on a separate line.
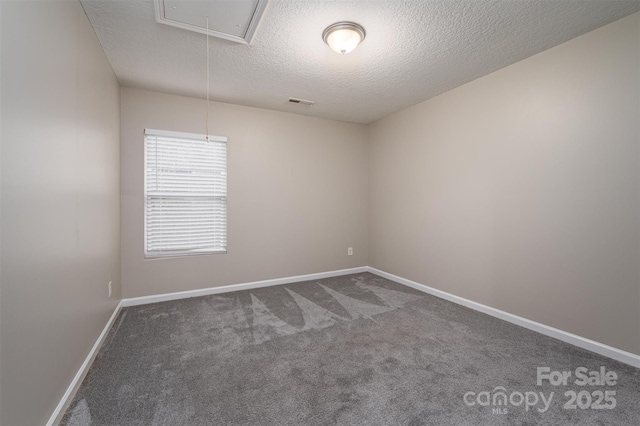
[322, 22, 366, 54]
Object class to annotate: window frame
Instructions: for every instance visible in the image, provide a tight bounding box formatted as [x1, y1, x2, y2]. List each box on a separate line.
[143, 128, 228, 259]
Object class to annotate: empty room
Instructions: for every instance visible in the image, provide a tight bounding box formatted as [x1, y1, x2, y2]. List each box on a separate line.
[1, 0, 639, 425]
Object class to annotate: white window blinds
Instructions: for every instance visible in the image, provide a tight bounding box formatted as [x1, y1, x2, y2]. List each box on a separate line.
[144, 129, 227, 257]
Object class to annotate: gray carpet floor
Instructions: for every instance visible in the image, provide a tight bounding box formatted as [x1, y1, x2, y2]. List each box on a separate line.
[61, 272, 640, 425]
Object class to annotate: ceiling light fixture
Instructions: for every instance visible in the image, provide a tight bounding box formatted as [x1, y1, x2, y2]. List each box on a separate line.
[322, 22, 366, 54]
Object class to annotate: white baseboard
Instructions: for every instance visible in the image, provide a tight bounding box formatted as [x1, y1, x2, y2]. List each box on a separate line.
[48, 265, 639, 425]
[46, 300, 123, 426]
[47, 267, 366, 424]
[367, 267, 640, 369]
[121, 266, 369, 307]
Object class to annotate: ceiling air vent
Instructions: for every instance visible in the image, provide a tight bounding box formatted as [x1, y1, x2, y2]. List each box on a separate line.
[288, 98, 316, 106]
[153, 0, 269, 45]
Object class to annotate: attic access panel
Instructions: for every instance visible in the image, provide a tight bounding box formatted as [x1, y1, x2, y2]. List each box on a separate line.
[153, 0, 269, 44]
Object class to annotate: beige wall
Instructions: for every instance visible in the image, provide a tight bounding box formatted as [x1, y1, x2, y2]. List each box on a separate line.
[369, 13, 640, 355]
[0, 1, 121, 425]
[121, 88, 368, 298]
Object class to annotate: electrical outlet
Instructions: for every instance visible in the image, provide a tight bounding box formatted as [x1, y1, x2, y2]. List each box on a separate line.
[348, 247, 353, 256]
[108, 281, 112, 298]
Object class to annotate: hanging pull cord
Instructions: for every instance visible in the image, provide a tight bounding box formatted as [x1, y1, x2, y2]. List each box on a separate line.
[206, 16, 210, 142]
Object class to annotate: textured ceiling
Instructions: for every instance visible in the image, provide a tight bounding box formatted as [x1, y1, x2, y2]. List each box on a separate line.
[80, 0, 639, 124]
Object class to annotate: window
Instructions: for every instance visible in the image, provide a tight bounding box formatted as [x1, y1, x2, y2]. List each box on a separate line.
[144, 129, 227, 258]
